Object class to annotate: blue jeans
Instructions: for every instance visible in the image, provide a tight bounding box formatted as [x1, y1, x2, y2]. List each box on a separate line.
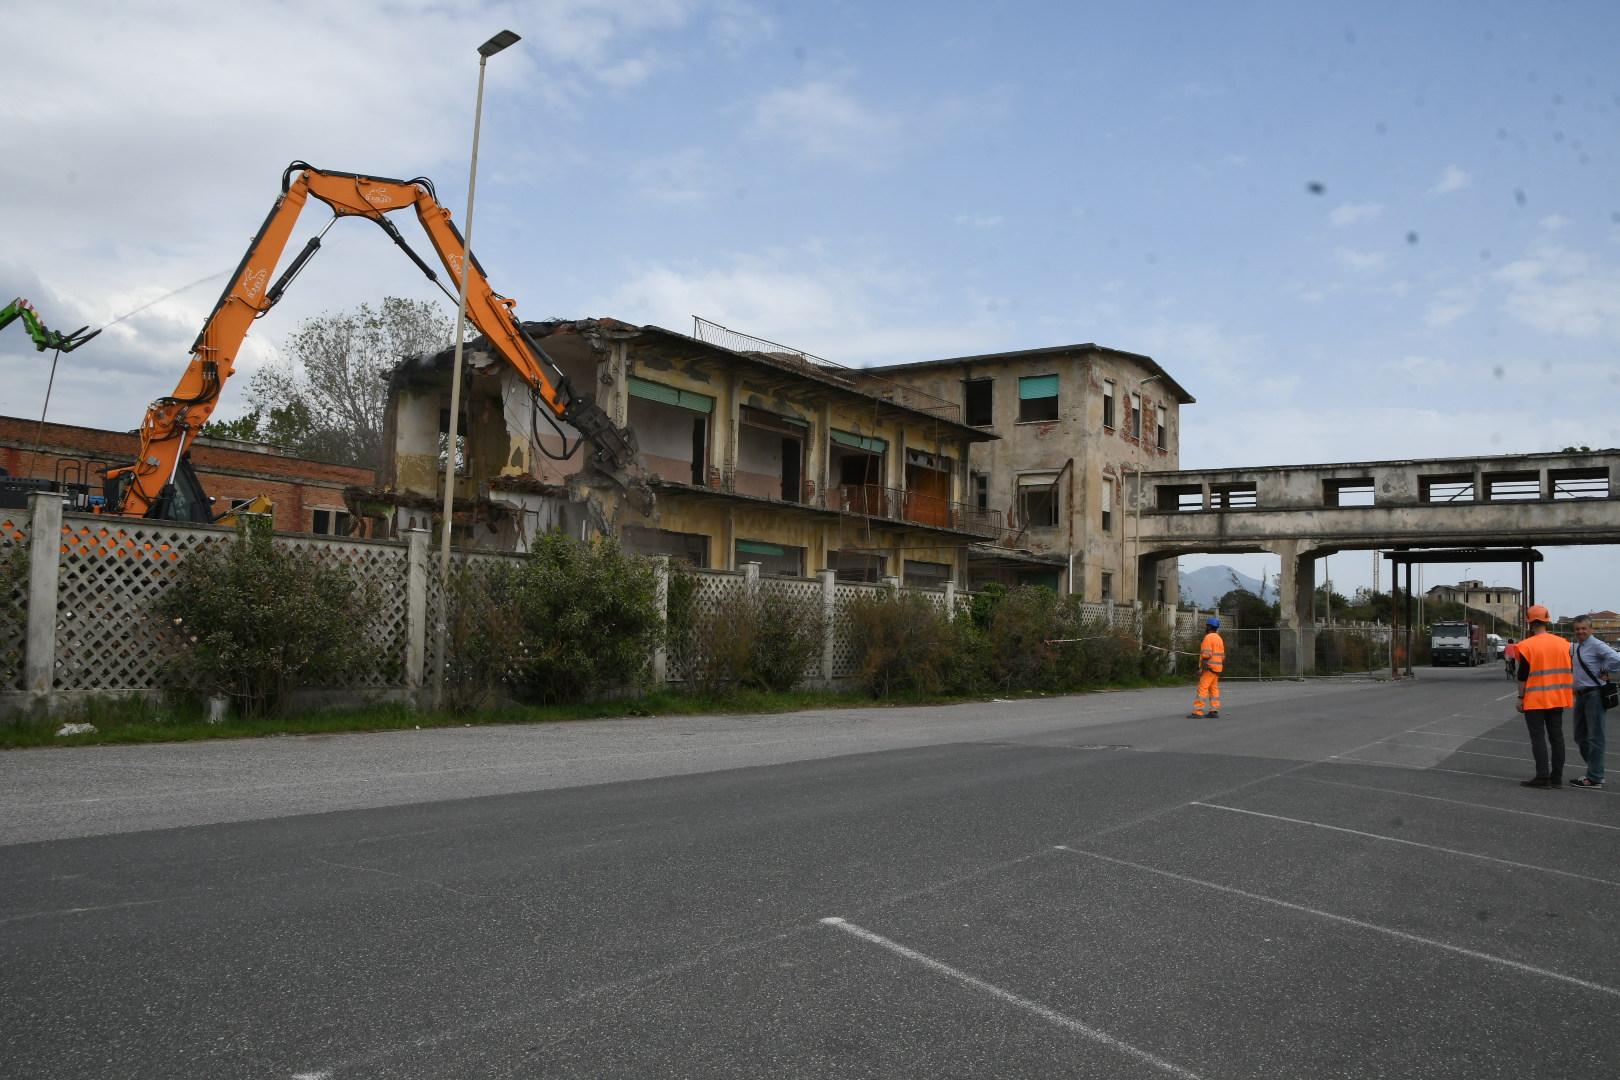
[1573, 689, 1607, 782]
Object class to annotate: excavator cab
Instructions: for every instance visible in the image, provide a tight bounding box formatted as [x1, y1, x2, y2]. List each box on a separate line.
[104, 456, 213, 523]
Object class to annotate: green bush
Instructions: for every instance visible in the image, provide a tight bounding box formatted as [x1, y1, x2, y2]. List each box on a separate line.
[847, 591, 957, 697]
[985, 586, 1064, 691]
[159, 521, 379, 716]
[685, 584, 824, 694]
[444, 533, 663, 708]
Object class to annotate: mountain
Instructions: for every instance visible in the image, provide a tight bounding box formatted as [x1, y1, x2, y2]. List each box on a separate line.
[1178, 565, 1272, 608]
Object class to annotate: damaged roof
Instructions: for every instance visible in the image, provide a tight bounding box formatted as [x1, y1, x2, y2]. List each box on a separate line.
[863, 343, 1195, 405]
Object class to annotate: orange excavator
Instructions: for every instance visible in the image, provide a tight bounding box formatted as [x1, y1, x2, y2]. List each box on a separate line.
[104, 162, 642, 521]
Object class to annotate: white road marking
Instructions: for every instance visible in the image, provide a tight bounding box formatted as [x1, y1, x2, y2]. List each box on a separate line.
[1377, 742, 1525, 763]
[1295, 777, 1620, 832]
[1326, 757, 1619, 794]
[820, 917, 1204, 1079]
[291, 1073, 332, 1080]
[1190, 802, 1620, 887]
[1054, 848, 1620, 999]
[0, 895, 188, 927]
[1402, 731, 1528, 747]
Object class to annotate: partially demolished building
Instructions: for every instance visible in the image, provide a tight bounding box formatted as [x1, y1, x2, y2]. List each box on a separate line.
[366, 319, 1004, 585]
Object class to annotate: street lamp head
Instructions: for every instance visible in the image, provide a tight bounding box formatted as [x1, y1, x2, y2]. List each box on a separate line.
[479, 29, 521, 57]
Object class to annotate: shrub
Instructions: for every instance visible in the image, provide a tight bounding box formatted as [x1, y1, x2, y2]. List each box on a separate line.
[847, 590, 956, 697]
[445, 532, 664, 707]
[686, 583, 824, 694]
[985, 586, 1064, 691]
[159, 521, 379, 716]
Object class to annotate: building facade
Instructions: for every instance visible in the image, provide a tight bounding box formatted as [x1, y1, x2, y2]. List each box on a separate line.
[377, 319, 999, 583]
[1425, 579, 1522, 626]
[856, 344, 1193, 602]
[0, 415, 375, 533]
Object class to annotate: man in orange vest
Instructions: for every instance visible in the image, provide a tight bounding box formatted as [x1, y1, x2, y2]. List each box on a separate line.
[1188, 616, 1225, 718]
[1513, 604, 1575, 788]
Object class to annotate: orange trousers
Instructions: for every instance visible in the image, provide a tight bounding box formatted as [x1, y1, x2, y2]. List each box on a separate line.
[1192, 671, 1221, 716]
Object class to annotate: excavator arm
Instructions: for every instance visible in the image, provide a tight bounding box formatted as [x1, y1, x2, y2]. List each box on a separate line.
[2, 297, 100, 353]
[108, 162, 642, 519]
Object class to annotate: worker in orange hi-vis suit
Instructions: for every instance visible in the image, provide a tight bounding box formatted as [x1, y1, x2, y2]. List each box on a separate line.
[1189, 616, 1225, 718]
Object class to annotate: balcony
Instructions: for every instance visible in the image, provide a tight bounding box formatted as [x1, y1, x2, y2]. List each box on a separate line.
[832, 483, 1003, 539]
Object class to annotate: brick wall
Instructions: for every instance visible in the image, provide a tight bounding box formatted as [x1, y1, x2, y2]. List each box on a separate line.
[0, 415, 375, 532]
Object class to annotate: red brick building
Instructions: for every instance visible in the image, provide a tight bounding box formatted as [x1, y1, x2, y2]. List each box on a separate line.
[0, 415, 375, 533]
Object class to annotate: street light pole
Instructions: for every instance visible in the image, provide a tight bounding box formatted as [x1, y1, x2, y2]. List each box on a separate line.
[433, 28, 521, 709]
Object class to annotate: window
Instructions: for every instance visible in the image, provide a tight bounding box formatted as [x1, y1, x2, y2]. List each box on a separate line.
[1017, 474, 1060, 528]
[1156, 405, 1168, 450]
[1100, 571, 1114, 601]
[735, 539, 804, 577]
[1017, 374, 1059, 422]
[972, 472, 989, 511]
[622, 526, 709, 567]
[964, 379, 994, 426]
[830, 551, 884, 583]
[1102, 477, 1114, 533]
[312, 508, 351, 536]
[1129, 392, 1142, 439]
[1102, 379, 1116, 429]
[903, 560, 952, 588]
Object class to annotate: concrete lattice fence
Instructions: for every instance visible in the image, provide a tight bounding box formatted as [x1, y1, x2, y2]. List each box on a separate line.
[2, 493, 1172, 715]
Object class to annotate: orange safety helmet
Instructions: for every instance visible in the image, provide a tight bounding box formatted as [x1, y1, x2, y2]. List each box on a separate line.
[1526, 603, 1552, 623]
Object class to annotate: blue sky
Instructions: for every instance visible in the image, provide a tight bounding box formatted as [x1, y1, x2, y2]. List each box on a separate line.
[3, 1, 1617, 613]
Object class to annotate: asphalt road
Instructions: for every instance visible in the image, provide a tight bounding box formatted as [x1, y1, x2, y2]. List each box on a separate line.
[3, 668, 1616, 1079]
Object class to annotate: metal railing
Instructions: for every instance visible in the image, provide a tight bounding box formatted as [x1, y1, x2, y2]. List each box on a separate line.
[832, 483, 1002, 538]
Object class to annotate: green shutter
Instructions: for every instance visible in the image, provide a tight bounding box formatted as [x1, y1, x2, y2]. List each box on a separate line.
[737, 539, 785, 556]
[1018, 374, 1059, 400]
[628, 376, 714, 413]
[830, 429, 888, 453]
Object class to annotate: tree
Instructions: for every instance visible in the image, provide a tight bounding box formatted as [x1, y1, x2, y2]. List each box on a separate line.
[241, 297, 450, 469]
[1218, 588, 1277, 629]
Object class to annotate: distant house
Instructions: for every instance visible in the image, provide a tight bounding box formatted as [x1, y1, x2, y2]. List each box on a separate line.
[376, 318, 999, 585]
[1425, 578, 1521, 627]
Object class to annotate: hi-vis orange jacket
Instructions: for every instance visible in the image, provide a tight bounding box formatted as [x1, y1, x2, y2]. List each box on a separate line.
[1517, 632, 1575, 710]
[1200, 632, 1225, 674]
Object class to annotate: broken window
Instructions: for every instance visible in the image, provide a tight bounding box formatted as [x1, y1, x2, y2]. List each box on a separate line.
[903, 560, 952, 588]
[831, 430, 887, 516]
[627, 376, 714, 486]
[1017, 374, 1059, 423]
[1100, 571, 1114, 600]
[1550, 467, 1608, 500]
[1419, 474, 1475, 503]
[622, 526, 709, 567]
[830, 550, 885, 583]
[311, 508, 351, 536]
[1102, 379, 1116, 429]
[1159, 483, 1204, 512]
[1323, 478, 1375, 507]
[1018, 473, 1060, 528]
[1102, 476, 1114, 533]
[964, 378, 994, 427]
[735, 538, 804, 577]
[737, 406, 807, 502]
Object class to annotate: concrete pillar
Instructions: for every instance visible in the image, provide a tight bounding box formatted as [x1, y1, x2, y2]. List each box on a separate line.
[404, 529, 429, 697]
[818, 568, 836, 686]
[609, 341, 630, 428]
[651, 555, 670, 685]
[1275, 538, 1318, 676]
[392, 388, 443, 498]
[24, 491, 63, 707]
[884, 574, 901, 593]
[943, 578, 957, 616]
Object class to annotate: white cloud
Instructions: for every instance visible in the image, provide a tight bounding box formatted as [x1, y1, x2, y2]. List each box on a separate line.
[1428, 165, 1472, 196]
[1539, 214, 1572, 231]
[951, 213, 1004, 229]
[1328, 202, 1383, 227]
[1333, 248, 1389, 273]
[750, 78, 905, 167]
[1376, 355, 1456, 385]
[598, 248, 1003, 365]
[1494, 245, 1620, 340]
[1423, 287, 1475, 327]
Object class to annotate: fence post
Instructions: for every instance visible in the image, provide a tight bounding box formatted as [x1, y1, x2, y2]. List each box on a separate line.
[943, 579, 957, 614]
[743, 561, 760, 596]
[883, 574, 900, 593]
[24, 492, 64, 710]
[819, 569, 836, 688]
[652, 555, 670, 685]
[404, 529, 428, 700]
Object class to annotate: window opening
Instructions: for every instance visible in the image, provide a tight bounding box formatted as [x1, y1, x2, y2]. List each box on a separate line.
[1102, 379, 1116, 430]
[1018, 374, 1059, 423]
[964, 379, 994, 427]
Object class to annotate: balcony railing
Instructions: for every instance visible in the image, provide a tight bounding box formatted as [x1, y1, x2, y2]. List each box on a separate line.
[833, 483, 1003, 539]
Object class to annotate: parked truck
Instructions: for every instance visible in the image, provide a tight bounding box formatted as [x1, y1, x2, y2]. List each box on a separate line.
[1430, 621, 1485, 666]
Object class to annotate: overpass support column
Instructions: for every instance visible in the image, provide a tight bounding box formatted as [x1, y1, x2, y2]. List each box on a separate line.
[1274, 539, 1318, 677]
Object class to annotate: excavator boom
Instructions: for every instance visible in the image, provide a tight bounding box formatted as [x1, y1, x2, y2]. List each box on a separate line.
[108, 163, 642, 519]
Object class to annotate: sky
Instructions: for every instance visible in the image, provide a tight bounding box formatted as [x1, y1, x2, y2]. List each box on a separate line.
[3, 0, 1618, 614]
